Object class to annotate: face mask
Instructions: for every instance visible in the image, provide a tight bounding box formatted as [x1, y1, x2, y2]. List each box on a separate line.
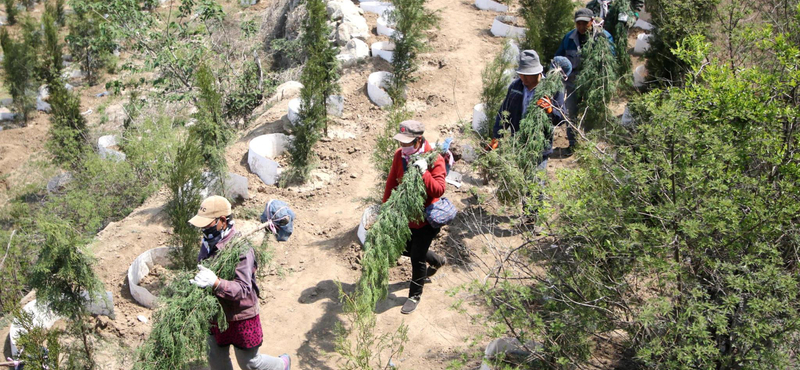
[401, 145, 418, 156]
[202, 225, 221, 240]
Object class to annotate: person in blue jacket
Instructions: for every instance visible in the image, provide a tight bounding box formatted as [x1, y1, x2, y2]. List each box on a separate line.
[555, 7, 615, 146]
[492, 50, 566, 168]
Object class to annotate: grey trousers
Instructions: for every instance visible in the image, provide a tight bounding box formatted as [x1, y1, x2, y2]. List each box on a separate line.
[206, 336, 285, 370]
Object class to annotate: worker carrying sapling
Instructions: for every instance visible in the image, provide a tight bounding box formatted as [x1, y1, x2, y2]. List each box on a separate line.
[188, 196, 291, 370]
[383, 120, 449, 315]
[555, 7, 615, 121]
[491, 50, 568, 159]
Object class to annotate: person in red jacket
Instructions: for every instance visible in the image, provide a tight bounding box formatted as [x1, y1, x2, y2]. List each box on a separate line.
[383, 120, 448, 314]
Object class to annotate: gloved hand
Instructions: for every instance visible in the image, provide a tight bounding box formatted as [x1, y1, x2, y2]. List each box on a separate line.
[489, 138, 499, 150]
[189, 265, 218, 289]
[413, 158, 428, 173]
[536, 97, 553, 114]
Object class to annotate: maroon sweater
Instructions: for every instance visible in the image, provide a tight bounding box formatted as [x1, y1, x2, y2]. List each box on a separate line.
[382, 142, 447, 229]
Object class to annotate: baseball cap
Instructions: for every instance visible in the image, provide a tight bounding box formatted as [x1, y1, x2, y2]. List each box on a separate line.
[393, 120, 425, 143]
[188, 195, 232, 227]
[516, 50, 543, 75]
[575, 8, 593, 22]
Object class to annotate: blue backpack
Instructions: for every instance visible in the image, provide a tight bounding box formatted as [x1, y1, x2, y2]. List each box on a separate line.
[425, 197, 457, 228]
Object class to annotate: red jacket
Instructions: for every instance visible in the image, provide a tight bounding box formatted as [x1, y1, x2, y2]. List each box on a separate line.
[383, 141, 447, 229]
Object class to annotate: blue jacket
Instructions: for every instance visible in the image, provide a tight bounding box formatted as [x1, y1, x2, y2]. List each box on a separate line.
[555, 29, 614, 83]
[493, 78, 565, 157]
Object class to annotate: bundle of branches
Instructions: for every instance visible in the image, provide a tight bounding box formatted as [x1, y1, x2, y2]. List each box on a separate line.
[606, 0, 635, 77]
[353, 151, 440, 313]
[135, 226, 269, 370]
[575, 22, 618, 131]
[512, 69, 561, 175]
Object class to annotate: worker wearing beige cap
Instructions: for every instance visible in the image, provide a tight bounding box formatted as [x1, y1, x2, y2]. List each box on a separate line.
[189, 196, 291, 370]
[383, 120, 448, 314]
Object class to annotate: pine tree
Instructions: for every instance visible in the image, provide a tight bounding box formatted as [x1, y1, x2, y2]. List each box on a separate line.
[66, 0, 115, 85]
[47, 79, 89, 166]
[4, 0, 16, 26]
[520, 0, 573, 63]
[575, 24, 618, 131]
[0, 28, 36, 124]
[135, 233, 270, 370]
[191, 63, 231, 185]
[167, 138, 205, 271]
[27, 215, 104, 370]
[387, 0, 438, 105]
[42, 5, 64, 85]
[12, 308, 62, 369]
[477, 46, 513, 140]
[283, 0, 339, 185]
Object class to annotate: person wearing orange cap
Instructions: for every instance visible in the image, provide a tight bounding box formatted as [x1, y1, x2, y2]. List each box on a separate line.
[383, 120, 448, 314]
[188, 196, 291, 370]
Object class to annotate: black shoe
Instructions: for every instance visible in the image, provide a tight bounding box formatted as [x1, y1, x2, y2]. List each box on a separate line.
[401, 296, 420, 314]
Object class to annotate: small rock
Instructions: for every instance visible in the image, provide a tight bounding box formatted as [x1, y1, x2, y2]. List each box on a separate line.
[137, 315, 148, 323]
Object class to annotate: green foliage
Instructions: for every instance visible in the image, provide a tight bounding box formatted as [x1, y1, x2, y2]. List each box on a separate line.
[224, 59, 266, 127]
[12, 308, 62, 369]
[575, 29, 618, 131]
[27, 214, 104, 369]
[4, 0, 16, 26]
[483, 36, 800, 368]
[52, 0, 66, 26]
[0, 28, 36, 124]
[42, 5, 64, 85]
[607, 0, 634, 78]
[67, 0, 116, 86]
[167, 137, 205, 270]
[270, 38, 304, 69]
[135, 237, 270, 370]
[478, 46, 513, 140]
[520, 0, 574, 63]
[283, 0, 339, 185]
[334, 288, 409, 370]
[0, 231, 29, 314]
[191, 63, 231, 183]
[372, 108, 412, 181]
[387, 0, 439, 105]
[644, 0, 719, 85]
[47, 80, 89, 167]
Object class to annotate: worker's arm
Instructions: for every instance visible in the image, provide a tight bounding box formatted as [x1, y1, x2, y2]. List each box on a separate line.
[422, 155, 447, 199]
[214, 248, 256, 301]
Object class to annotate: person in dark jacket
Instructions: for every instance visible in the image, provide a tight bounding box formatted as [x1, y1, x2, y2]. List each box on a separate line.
[555, 7, 615, 124]
[492, 49, 566, 164]
[189, 196, 291, 370]
[383, 120, 448, 314]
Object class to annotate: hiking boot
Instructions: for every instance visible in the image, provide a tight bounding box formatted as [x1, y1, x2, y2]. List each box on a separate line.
[279, 354, 291, 370]
[401, 296, 420, 314]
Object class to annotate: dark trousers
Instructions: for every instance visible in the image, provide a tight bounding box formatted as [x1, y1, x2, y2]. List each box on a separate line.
[402, 224, 445, 298]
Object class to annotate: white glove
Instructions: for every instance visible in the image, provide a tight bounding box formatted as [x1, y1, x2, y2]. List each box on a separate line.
[189, 265, 218, 288]
[413, 159, 428, 174]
